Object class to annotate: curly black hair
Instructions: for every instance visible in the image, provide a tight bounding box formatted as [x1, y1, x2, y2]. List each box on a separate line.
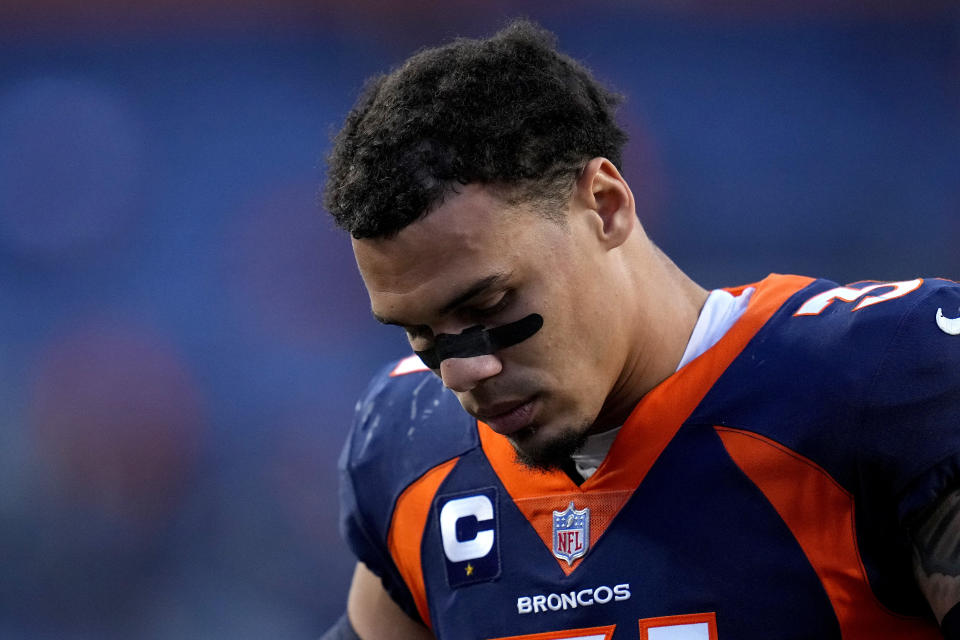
[323, 20, 629, 239]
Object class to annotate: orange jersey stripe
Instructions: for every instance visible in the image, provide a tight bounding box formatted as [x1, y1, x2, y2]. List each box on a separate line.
[387, 457, 459, 629]
[716, 426, 940, 638]
[480, 274, 815, 574]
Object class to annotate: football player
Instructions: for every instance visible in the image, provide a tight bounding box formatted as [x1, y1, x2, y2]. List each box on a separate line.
[320, 20, 960, 640]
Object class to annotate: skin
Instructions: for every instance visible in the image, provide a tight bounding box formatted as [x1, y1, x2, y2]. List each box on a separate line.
[347, 562, 433, 640]
[346, 158, 707, 638]
[354, 158, 707, 467]
[912, 487, 960, 625]
[341, 158, 960, 637]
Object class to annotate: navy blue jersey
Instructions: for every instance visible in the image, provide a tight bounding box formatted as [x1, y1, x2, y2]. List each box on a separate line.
[339, 274, 960, 640]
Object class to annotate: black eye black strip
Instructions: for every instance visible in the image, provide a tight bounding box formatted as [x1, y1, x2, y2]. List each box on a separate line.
[414, 313, 543, 369]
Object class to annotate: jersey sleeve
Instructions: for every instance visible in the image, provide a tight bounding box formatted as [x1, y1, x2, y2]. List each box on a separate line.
[338, 365, 422, 624]
[857, 279, 960, 527]
[337, 359, 479, 625]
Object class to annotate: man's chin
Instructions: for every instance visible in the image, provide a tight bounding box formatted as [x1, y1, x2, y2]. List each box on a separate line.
[507, 423, 589, 472]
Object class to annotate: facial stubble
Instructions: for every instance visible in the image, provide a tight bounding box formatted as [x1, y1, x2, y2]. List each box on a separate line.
[507, 420, 592, 472]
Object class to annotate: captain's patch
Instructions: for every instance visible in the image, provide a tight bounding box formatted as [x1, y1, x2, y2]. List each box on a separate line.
[436, 487, 501, 588]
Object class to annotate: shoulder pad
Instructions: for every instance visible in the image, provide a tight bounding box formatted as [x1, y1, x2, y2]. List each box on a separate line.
[340, 357, 478, 534]
[699, 276, 960, 496]
[765, 277, 937, 370]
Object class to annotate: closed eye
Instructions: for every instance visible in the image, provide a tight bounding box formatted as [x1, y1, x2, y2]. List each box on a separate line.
[465, 290, 511, 321]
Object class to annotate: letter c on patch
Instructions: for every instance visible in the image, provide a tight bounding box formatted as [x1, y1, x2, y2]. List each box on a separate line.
[439, 495, 495, 562]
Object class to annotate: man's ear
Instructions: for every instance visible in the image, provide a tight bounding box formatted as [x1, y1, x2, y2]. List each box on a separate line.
[574, 157, 637, 249]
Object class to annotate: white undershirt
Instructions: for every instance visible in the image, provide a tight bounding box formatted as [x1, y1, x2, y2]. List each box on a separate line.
[569, 286, 755, 480]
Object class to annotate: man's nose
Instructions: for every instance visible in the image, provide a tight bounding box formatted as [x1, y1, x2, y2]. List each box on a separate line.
[438, 354, 502, 392]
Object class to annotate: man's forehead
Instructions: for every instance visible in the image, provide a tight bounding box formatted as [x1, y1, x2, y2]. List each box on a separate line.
[352, 190, 523, 288]
[353, 232, 492, 298]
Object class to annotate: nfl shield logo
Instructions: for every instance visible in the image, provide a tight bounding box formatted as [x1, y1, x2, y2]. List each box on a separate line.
[552, 501, 590, 565]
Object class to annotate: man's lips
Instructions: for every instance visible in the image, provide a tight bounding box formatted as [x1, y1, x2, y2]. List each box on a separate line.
[479, 397, 537, 435]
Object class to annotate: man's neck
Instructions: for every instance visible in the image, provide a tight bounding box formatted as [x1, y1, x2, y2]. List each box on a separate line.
[570, 285, 755, 483]
[595, 244, 709, 430]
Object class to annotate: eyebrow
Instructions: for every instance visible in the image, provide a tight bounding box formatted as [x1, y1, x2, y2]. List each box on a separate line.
[373, 271, 511, 327]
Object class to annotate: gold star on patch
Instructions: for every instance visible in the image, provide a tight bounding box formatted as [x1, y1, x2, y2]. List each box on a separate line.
[465, 563, 474, 576]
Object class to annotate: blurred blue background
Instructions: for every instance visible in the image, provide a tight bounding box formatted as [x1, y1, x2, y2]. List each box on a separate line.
[0, 1, 957, 637]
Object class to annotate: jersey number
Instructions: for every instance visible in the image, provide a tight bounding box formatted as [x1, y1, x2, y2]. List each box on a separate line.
[488, 612, 718, 640]
[794, 279, 922, 316]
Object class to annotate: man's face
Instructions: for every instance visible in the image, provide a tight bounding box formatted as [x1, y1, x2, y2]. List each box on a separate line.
[352, 184, 629, 470]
